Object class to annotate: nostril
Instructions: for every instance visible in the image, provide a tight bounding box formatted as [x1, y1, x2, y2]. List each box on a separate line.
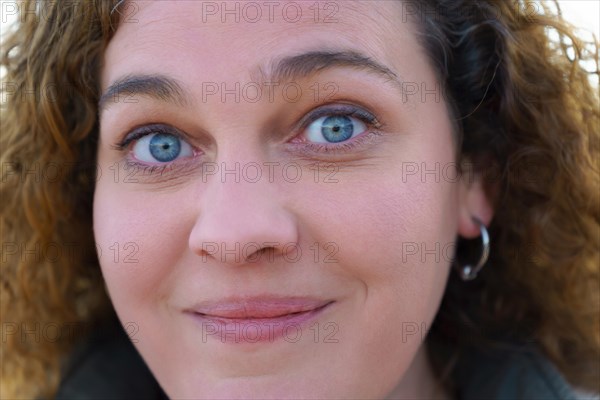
[246, 247, 274, 263]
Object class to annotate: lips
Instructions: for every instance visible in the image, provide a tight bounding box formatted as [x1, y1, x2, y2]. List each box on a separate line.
[185, 296, 334, 344]
[189, 296, 333, 318]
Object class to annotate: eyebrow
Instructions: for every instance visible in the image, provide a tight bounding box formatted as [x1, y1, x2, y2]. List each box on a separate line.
[98, 75, 189, 113]
[258, 50, 402, 88]
[98, 50, 403, 113]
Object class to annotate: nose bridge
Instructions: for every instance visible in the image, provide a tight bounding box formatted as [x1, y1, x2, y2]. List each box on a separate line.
[207, 167, 277, 219]
[188, 157, 299, 266]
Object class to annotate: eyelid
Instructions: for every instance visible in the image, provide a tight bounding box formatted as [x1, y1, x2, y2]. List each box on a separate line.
[112, 123, 193, 151]
[283, 103, 387, 156]
[295, 104, 382, 133]
[110, 104, 384, 159]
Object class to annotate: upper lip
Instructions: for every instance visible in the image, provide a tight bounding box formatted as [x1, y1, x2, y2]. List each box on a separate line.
[185, 296, 334, 319]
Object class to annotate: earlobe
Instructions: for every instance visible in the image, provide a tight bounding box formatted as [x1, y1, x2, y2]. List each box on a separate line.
[454, 216, 491, 281]
[457, 166, 495, 239]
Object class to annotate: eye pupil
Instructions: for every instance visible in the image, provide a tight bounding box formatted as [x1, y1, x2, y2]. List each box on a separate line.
[322, 116, 353, 143]
[149, 133, 181, 162]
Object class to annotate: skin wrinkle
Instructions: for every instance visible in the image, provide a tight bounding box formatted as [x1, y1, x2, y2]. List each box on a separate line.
[243, 1, 403, 70]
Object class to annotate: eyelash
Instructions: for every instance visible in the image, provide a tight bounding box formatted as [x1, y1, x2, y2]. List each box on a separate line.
[112, 104, 384, 161]
[288, 104, 383, 155]
[112, 124, 185, 151]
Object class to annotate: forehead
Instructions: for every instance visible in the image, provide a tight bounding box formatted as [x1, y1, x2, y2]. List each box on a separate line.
[102, 0, 423, 89]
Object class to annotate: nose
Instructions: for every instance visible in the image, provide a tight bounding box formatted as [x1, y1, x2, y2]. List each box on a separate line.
[188, 162, 299, 266]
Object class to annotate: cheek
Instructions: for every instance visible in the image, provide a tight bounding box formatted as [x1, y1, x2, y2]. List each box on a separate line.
[313, 165, 458, 309]
[304, 127, 460, 302]
[284, 146, 459, 395]
[92, 182, 195, 319]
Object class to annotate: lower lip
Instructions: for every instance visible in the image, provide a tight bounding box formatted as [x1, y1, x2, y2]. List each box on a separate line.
[188, 302, 333, 344]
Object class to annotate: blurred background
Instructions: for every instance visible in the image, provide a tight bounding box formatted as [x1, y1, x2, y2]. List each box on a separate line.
[555, 0, 600, 36]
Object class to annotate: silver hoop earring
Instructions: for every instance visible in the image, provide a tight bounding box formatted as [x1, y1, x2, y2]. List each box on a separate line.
[454, 217, 490, 281]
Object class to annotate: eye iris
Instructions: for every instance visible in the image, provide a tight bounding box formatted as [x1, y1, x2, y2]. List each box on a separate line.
[321, 116, 354, 143]
[149, 133, 181, 162]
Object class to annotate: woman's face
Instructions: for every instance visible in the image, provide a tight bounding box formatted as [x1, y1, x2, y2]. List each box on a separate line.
[94, 1, 491, 398]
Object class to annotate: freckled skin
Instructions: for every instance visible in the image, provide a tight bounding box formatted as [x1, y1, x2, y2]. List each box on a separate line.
[94, 1, 493, 398]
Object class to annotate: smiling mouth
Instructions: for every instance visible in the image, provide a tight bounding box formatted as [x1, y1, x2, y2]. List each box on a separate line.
[185, 297, 335, 344]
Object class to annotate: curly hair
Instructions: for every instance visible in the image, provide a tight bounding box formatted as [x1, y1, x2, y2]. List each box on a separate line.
[411, 0, 600, 393]
[1, 0, 598, 398]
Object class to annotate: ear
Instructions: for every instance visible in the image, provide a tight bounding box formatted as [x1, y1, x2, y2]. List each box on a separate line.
[457, 161, 495, 239]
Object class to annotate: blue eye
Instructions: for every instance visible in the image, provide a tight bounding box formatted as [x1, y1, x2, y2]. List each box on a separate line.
[305, 115, 367, 144]
[132, 132, 193, 163]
